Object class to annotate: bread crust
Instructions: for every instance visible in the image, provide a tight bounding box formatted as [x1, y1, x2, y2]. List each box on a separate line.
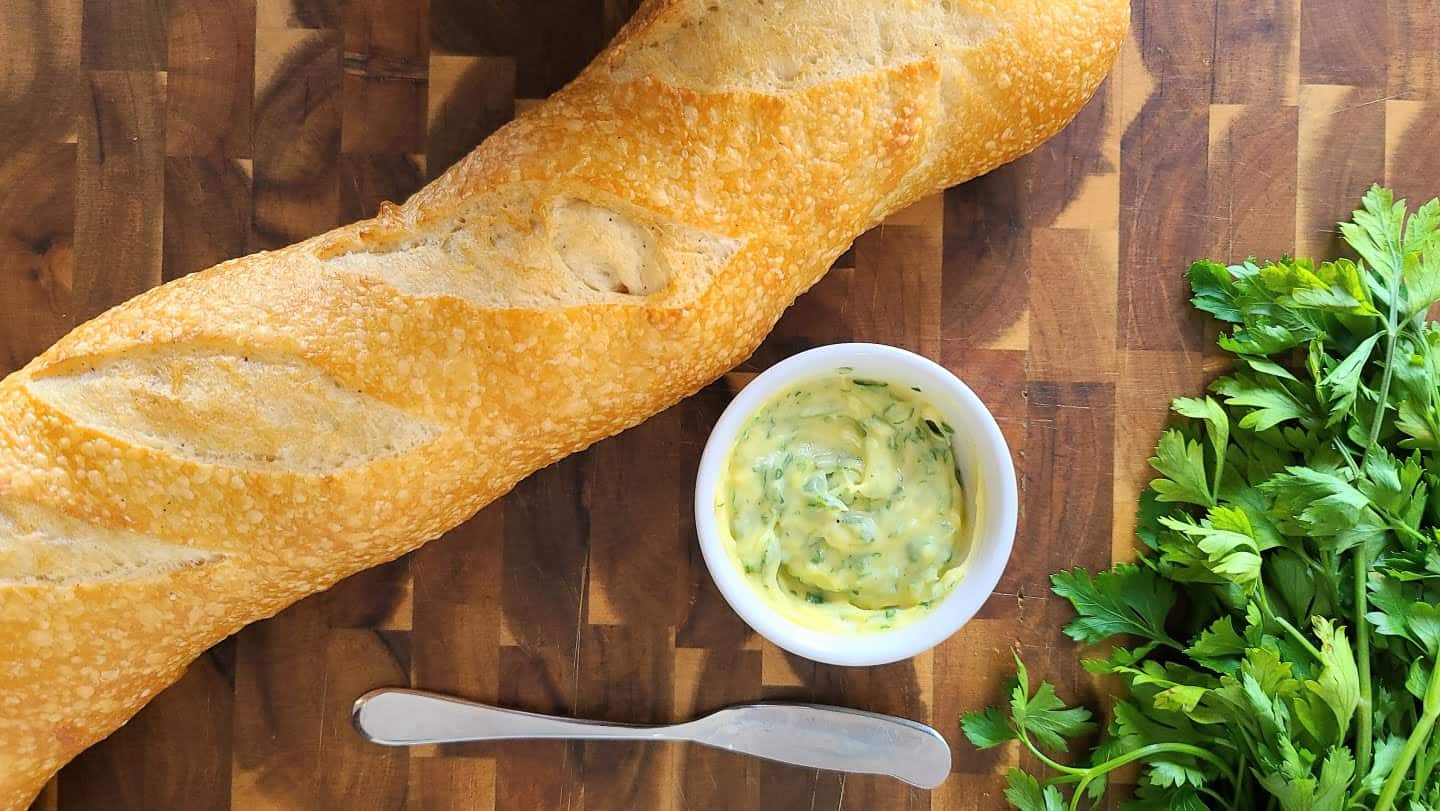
[0, 0, 1128, 803]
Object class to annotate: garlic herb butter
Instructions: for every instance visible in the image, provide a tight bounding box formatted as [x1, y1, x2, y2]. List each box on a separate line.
[714, 371, 969, 633]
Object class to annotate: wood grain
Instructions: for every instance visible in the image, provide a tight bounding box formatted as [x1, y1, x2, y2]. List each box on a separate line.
[1300, 0, 1387, 89]
[252, 26, 341, 250]
[1207, 104, 1298, 263]
[73, 69, 165, 322]
[165, 0, 254, 158]
[0, 143, 77, 370]
[341, 0, 426, 154]
[163, 156, 252, 281]
[2, 0, 1438, 807]
[1213, 0, 1298, 106]
[80, 0, 165, 71]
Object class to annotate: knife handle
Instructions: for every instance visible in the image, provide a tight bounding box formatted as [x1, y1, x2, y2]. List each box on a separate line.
[352, 688, 667, 745]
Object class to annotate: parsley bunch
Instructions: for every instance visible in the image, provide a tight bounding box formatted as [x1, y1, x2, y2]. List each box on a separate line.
[963, 186, 1440, 811]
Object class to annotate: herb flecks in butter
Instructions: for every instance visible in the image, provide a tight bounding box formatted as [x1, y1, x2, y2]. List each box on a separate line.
[716, 372, 969, 633]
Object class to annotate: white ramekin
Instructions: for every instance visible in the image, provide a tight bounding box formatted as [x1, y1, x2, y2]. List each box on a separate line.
[694, 343, 1018, 667]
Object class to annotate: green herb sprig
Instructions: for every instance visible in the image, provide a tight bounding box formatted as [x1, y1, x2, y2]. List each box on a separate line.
[963, 186, 1440, 810]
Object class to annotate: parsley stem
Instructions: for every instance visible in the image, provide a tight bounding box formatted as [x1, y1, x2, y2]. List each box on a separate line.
[1256, 590, 1324, 662]
[1333, 437, 1362, 475]
[1271, 614, 1323, 662]
[1414, 731, 1440, 804]
[1230, 756, 1248, 810]
[1044, 742, 1238, 787]
[1197, 785, 1232, 809]
[1390, 519, 1430, 546]
[1354, 250, 1404, 778]
[1354, 501, 1375, 776]
[1369, 222, 1430, 791]
[1017, 730, 1087, 776]
[1363, 195, 1408, 472]
[1376, 654, 1440, 811]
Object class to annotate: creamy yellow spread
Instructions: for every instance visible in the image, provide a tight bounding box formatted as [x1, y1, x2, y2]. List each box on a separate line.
[715, 372, 969, 633]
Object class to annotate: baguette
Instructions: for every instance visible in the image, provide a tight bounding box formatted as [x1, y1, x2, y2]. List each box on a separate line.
[0, 0, 1128, 803]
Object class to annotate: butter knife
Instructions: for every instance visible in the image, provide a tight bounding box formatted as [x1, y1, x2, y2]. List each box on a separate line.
[352, 687, 951, 789]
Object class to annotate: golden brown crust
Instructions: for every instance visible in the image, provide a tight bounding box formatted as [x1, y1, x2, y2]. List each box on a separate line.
[0, 0, 1128, 804]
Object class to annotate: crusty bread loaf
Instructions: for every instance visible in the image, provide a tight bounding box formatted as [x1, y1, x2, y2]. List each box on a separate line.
[0, 0, 1127, 803]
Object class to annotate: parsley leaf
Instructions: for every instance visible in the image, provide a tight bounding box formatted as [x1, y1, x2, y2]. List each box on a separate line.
[1359, 736, 1407, 796]
[1297, 618, 1360, 743]
[1256, 747, 1354, 811]
[1263, 466, 1389, 552]
[1149, 429, 1214, 507]
[1158, 507, 1263, 586]
[1321, 332, 1381, 425]
[1367, 574, 1418, 639]
[1402, 249, 1440, 319]
[1008, 656, 1096, 752]
[1051, 565, 1179, 648]
[1341, 185, 1407, 294]
[1397, 398, 1440, 451]
[1124, 782, 1208, 811]
[1145, 759, 1207, 789]
[1404, 198, 1440, 257]
[1188, 260, 1243, 323]
[1211, 372, 1315, 431]
[1003, 770, 1065, 811]
[1174, 396, 1229, 501]
[1261, 257, 1381, 317]
[1186, 616, 1248, 674]
[960, 706, 1015, 749]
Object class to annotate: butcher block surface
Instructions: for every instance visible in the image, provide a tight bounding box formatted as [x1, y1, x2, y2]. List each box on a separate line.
[3, 0, 1440, 808]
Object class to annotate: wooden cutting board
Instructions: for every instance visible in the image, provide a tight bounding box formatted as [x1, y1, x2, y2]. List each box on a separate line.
[3, 0, 1438, 808]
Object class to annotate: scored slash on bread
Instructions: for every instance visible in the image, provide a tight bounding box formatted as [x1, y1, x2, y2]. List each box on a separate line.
[0, 0, 1129, 804]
